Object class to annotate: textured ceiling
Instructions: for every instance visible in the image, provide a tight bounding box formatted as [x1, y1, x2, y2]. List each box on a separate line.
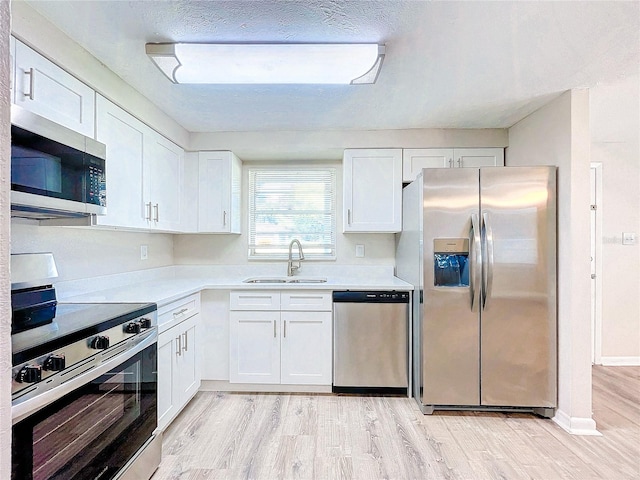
[24, 0, 640, 133]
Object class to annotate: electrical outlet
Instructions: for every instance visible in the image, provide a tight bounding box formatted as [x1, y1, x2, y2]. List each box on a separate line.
[622, 232, 637, 245]
[140, 245, 148, 260]
[355, 244, 365, 258]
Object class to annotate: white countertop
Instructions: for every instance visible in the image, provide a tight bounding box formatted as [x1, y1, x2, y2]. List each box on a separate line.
[56, 265, 413, 307]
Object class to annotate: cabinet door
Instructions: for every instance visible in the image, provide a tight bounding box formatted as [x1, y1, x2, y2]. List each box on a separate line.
[343, 149, 402, 233]
[157, 329, 178, 432]
[176, 315, 200, 402]
[280, 311, 332, 385]
[10, 36, 15, 101]
[145, 131, 184, 231]
[402, 149, 452, 182]
[14, 40, 95, 137]
[198, 151, 242, 233]
[454, 148, 504, 168]
[94, 96, 148, 229]
[229, 311, 280, 384]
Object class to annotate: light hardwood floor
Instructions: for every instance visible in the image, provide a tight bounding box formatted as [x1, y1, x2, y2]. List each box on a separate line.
[152, 366, 640, 480]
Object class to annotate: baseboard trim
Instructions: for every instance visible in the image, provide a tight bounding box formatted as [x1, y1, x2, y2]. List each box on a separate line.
[200, 380, 332, 393]
[599, 356, 640, 366]
[553, 409, 601, 436]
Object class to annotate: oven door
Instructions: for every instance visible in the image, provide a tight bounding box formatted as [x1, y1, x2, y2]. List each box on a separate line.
[12, 334, 157, 480]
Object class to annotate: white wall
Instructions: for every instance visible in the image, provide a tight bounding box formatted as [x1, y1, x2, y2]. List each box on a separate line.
[508, 90, 595, 434]
[589, 73, 640, 364]
[174, 160, 399, 267]
[190, 128, 508, 162]
[11, 221, 174, 282]
[1, 0, 11, 475]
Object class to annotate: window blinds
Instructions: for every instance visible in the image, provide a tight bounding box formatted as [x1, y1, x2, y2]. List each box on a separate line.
[248, 167, 336, 259]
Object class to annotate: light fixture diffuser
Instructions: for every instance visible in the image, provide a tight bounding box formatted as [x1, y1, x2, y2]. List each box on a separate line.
[145, 43, 385, 85]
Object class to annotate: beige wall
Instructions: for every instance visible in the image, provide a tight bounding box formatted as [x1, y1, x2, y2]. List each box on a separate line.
[508, 90, 595, 433]
[1, 1, 12, 476]
[590, 73, 640, 363]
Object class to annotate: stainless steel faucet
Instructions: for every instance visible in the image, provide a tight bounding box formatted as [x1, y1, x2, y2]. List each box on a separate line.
[287, 239, 305, 276]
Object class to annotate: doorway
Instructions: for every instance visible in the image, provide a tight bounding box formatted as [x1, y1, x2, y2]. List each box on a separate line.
[590, 163, 603, 365]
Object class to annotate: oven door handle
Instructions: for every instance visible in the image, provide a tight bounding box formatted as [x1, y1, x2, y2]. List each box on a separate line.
[11, 329, 157, 425]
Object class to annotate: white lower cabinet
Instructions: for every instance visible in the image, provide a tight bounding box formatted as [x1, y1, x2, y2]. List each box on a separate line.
[229, 291, 332, 386]
[157, 294, 201, 431]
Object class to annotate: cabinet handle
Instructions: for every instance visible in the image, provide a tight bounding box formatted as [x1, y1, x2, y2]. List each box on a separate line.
[173, 308, 188, 317]
[283, 320, 286, 338]
[273, 320, 276, 338]
[24, 67, 34, 100]
[457, 158, 462, 167]
[182, 332, 188, 352]
[347, 209, 351, 226]
[154, 203, 159, 222]
[223, 210, 227, 226]
[448, 158, 453, 168]
[176, 335, 182, 356]
[145, 202, 152, 221]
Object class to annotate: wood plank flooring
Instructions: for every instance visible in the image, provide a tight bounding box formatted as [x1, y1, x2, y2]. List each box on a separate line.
[152, 366, 640, 480]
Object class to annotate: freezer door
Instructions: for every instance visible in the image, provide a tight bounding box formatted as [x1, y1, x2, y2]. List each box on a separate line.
[480, 167, 557, 408]
[422, 168, 480, 406]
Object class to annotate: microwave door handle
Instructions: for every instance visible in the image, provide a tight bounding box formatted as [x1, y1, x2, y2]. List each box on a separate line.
[481, 212, 494, 310]
[470, 213, 482, 312]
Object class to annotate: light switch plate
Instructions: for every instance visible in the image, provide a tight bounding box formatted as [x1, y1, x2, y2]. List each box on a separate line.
[355, 244, 365, 257]
[622, 232, 637, 245]
[140, 245, 148, 260]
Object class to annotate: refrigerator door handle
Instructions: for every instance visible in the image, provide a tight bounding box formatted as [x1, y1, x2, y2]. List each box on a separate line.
[470, 213, 482, 311]
[481, 212, 495, 309]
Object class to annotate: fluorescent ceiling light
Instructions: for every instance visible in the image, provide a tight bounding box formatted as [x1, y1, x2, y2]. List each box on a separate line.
[145, 43, 385, 85]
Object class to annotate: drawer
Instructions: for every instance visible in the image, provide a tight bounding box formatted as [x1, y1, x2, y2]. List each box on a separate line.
[158, 293, 201, 327]
[230, 291, 280, 311]
[281, 291, 332, 311]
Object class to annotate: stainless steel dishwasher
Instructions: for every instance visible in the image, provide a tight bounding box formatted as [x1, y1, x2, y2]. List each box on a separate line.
[333, 291, 410, 394]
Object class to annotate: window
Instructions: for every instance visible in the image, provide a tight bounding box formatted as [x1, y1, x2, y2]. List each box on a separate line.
[248, 167, 336, 259]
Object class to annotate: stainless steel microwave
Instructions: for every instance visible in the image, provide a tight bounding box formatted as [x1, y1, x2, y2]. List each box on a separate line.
[10, 106, 106, 220]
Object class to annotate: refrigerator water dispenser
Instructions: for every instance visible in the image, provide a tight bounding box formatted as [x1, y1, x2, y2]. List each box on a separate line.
[433, 238, 469, 287]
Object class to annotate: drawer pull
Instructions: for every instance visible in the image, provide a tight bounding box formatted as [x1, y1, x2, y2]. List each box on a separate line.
[173, 308, 189, 317]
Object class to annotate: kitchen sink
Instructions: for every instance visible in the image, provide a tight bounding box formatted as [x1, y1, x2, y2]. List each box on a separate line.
[243, 276, 327, 284]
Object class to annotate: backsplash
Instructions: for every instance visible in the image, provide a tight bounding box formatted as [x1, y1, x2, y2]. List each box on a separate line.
[11, 219, 174, 282]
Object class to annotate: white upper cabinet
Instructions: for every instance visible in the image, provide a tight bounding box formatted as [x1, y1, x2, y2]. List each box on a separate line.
[453, 148, 504, 169]
[95, 96, 185, 232]
[95, 95, 148, 229]
[197, 151, 242, 233]
[13, 39, 95, 137]
[9, 36, 15, 99]
[343, 148, 403, 233]
[145, 130, 184, 232]
[403, 148, 505, 182]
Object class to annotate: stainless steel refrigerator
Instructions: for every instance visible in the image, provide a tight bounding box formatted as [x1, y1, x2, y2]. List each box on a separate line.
[396, 166, 557, 417]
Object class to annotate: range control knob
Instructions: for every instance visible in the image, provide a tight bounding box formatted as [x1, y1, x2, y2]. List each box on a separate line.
[125, 321, 141, 334]
[139, 317, 152, 329]
[16, 365, 42, 384]
[90, 335, 110, 350]
[43, 354, 66, 371]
